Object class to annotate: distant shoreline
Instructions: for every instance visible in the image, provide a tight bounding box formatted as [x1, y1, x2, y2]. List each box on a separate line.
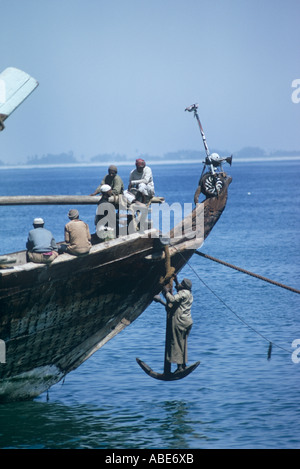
[0, 155, 300, 170]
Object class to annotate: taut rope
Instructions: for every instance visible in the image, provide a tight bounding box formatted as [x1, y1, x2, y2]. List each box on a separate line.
[174, 248, 297, 358]
[195, 251, 300, 295]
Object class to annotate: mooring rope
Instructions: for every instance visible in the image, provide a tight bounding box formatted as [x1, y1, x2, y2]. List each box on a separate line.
[174, 248, 293, 358]
[195, 251, 300, 295]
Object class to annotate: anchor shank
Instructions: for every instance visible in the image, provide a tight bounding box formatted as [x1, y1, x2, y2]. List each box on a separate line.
[136, 283, 200, 381]
[163, 310, 172, 375]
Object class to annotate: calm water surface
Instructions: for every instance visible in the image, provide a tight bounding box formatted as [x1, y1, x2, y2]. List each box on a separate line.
[0, 161, 299, 449]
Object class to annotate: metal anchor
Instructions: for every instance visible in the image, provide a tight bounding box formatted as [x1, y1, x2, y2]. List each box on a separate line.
[136, 296, 200, 381]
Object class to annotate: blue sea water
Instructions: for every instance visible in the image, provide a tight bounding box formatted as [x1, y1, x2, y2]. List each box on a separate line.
[0, 161, 299, 449]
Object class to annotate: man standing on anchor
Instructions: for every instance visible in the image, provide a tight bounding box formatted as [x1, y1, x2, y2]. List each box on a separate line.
[162, 275, 194, 373]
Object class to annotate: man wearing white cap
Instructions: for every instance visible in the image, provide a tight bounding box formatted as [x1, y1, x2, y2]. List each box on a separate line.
[26, 218, 58, 264]
[94, 185, 116, 233]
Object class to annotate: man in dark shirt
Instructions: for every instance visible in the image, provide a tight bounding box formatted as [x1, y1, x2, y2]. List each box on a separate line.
[90, 165, 124, 197]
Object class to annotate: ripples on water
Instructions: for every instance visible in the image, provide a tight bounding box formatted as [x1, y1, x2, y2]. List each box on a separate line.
[0, 162, 299, 449]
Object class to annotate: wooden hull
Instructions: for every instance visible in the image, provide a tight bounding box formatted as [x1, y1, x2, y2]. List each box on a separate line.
[0, 177, 231, 401]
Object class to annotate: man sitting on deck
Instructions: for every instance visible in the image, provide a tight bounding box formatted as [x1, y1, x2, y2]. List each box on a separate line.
[26, 218, 58, 264]
[60, 209, 92, 256]
[128, 158, 155, 203]
[90, 165, 124, 198]
[94, 185, 118, 240]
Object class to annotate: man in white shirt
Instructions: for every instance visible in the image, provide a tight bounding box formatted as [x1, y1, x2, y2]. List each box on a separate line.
[128, 158, 155, 203]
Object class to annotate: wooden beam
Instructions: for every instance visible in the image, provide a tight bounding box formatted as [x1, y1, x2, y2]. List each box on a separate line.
[0, 195, 101, 205]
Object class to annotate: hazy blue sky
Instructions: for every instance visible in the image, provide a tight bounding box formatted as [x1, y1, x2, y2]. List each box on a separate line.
[0, 0, 299, 163]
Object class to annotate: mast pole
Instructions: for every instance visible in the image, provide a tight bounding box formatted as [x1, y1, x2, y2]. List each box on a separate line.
[185, 103, 215, 174]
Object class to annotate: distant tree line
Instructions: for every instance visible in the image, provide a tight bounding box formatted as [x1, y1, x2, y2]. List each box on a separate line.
[3, 146, 298, 166]
[27, 151, 77, 165]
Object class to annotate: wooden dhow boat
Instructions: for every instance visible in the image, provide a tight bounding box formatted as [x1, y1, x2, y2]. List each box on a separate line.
[0, 172, 231, 402]
[0, 85, 232, 400]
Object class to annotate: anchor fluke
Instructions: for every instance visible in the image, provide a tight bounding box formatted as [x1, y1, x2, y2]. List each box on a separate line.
[136, 358, 200, 381]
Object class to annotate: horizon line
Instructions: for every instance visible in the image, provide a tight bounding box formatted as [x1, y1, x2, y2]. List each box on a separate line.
[0, 155, 300, 170]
